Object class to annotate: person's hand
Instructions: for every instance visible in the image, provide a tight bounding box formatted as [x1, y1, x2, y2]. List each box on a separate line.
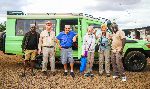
[81, 52, 85, 57]
[119, 48, 123, 54]
[109, 34, 113, 39]
[38, 49, 42, 54]
[22, 49, 26, 53]
[58, 45, 62, 50]
[93, 29, 97, 35]
[35, 49, 38, 54]
[73, 36, 77, 42]
[54, 48, 56, 54]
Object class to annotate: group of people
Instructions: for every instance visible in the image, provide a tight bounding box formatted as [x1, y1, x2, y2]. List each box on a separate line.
[81, 23, 126, 81]
[22, 21, 127, 81]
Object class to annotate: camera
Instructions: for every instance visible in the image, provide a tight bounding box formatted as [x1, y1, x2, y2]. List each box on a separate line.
[101, 43, 105, 46]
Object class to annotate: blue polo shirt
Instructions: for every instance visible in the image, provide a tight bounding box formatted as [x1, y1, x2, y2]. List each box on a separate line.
[56, 31, 77, 48]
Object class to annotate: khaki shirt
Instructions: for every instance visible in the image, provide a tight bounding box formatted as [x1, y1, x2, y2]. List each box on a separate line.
[38, 30, 55, 50]
[111, 30, 125, 53]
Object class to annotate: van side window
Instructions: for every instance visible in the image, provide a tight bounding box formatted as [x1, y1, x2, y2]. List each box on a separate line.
[15, 19, 56, 36]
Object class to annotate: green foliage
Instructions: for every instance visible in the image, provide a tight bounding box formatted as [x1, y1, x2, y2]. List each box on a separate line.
[0, 21, 6, 32]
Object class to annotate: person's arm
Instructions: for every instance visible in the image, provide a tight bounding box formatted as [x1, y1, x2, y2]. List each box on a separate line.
[22, 33, 27, 52]
[90, 35, 96, 51]
[96, 31, 102, 39]
[56, 33, 62, 49]
[72, 31, 78, 42]
[82, 35, 86, 56]
[122, 38, 126, 47]
[96, 33, 100, 39]
[120, 31, 126, 53]
[38, 33, 43, 54]
[56, 38, 62, 49]
[73, 34, 78, 42]
[36, 32, 40, 50]
[53, 32, 57, 52]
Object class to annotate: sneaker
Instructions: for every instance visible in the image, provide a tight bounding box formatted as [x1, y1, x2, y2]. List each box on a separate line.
[122, 76, 127, 81]
[84, 72, 90, 77]
[42, 71, 48, 76]
[113, 75, 119, 79]
[51, 72, 56, 76]
[63, 72, 67, 76]
[70, 72, 75, 78]
[90, 73, 94, 77]
[21, 72, 26, 77]
[98, 73, 103, 76]
[31, 72, 35, 76]
[106, 73, 110, 77]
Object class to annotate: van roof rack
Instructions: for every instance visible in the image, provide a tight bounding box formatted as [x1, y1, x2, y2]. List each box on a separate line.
[7, 11, 110, 23]
[7, 11, 24, 15]
[27, 13, 84, 16]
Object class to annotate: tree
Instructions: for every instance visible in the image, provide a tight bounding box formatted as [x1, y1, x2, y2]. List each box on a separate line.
[0, 21, 6, 32]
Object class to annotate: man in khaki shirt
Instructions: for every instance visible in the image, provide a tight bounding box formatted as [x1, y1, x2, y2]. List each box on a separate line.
[111, 22, 126, 81]
[38, 21, 56, 76]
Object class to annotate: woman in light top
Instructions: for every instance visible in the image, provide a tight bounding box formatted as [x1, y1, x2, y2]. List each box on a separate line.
[82, 26, 96, 77]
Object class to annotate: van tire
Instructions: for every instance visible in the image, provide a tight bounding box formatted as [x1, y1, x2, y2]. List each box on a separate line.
[124, 51, 147, 72]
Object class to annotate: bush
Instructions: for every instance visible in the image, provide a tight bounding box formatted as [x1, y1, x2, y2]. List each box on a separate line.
[0, 21, 6, 32]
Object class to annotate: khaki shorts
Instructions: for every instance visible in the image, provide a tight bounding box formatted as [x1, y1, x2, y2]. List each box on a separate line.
[24, 50, 37, 60]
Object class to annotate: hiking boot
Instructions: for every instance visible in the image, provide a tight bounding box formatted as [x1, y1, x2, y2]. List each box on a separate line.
[122, 76, 127, 81]
[31, 72, 35, 76]
[113, 75, 119, 79]
[98, 73, 103, 76]
[51, 71, 56, 76]
[63, 72, 67, 76]
[42, 71, 48, 76]
[31, 70, 35, 76]
[84, 72, 91, 77]
[21, 73, 26, 77]
[90, 73, 94, 77]
[106, 73, 110, 77]
[70, 72, 75, 78]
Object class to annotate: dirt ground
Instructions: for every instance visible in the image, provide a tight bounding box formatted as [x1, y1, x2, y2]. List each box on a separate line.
[0, 53, 150, 89]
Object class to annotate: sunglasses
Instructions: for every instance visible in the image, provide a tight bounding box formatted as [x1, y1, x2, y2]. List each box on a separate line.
[46, 23, 52, 25]
[65, 28, 70, 29]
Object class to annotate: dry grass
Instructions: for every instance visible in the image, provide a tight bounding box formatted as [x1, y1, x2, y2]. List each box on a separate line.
[0, 54, 150, 89]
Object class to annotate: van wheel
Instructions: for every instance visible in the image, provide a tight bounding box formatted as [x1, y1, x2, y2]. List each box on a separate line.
[124, 51, 147, 72]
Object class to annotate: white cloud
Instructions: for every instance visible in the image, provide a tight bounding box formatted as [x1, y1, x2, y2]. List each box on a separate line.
[0, 0, 150, 29]
[22, 0, 95, 13]
[0, 14, 7, 23]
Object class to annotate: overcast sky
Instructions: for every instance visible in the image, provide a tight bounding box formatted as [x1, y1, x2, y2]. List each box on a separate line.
[0, 0, 150, 29]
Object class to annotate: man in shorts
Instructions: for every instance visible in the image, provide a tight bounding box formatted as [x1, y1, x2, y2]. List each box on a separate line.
[22, 25, 40, 76]
[56, 25, 77, 78]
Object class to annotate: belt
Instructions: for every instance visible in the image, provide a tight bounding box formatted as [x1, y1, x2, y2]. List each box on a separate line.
[43, 46, 54, 48]
[62, 47, 72, 49]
